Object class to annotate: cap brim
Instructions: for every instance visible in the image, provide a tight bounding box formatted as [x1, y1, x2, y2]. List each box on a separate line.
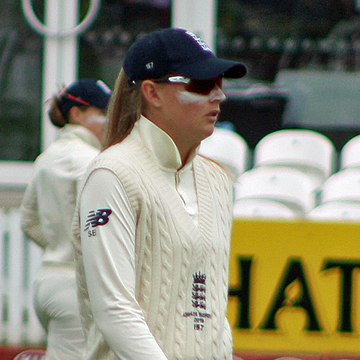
[175, 57, 247, 80]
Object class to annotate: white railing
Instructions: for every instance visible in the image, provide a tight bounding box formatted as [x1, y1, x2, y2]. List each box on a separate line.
[0, 207, 45, 346]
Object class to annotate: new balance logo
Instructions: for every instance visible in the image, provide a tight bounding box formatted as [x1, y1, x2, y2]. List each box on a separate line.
[84, 208, 112, 231]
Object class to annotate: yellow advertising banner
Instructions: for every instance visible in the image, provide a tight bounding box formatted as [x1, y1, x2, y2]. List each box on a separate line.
[228, 219, 360, 355]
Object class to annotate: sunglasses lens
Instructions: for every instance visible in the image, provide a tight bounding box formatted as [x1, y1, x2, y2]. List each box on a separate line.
[186, 78, 222, 95]
[155, 76, 223, 95]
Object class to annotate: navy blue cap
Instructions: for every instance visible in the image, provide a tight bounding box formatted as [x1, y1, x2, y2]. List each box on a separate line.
[123, 28, 247, 82]
[60, 79, 112, 114]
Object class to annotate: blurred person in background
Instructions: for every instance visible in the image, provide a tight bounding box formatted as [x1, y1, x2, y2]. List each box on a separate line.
[20, 79, 112, 359]
[72, 28, 247, 359]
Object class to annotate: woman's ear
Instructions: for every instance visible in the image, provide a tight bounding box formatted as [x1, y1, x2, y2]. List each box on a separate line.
[141, 80, 161, 108]
[68, 106, 84, 125]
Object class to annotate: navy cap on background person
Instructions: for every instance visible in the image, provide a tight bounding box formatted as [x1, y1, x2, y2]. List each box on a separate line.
[124, 27, 247, 83]
[60, 79, 112, 114]
[48, 79, 112, 128]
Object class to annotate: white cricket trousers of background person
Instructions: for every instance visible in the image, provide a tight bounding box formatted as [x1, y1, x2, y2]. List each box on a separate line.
[33, 265, 85, 360]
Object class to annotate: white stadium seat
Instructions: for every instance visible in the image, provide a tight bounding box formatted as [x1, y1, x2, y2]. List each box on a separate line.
[307, 202, 360, 223]
[254, 129, 336, 191]
[320, 168, 360, 204]
[234, 167, 316, 217]
[199, 127, 250, 180]
[233, 198, 299, 220]
[340, 134, 360, 170]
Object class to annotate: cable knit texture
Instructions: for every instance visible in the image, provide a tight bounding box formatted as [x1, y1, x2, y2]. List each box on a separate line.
[72, 132, 234, 359]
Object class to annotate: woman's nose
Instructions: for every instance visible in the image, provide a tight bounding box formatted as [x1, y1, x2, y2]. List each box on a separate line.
[209, 85, 226, 103]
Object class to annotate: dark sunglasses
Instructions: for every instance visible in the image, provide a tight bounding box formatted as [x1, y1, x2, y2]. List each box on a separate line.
[154, 76, 223, 95]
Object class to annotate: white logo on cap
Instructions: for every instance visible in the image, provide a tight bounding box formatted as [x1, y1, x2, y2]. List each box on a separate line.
[96, 80, 112, 94]
[146, 62, 154, 70]
[185, 31, 212, 52]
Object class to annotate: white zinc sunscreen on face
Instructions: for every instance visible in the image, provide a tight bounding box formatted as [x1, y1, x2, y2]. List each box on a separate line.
[177, 88, 226, 105]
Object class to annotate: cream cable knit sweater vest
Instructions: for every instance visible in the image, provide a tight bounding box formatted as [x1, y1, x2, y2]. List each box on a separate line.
[73, 134, 234, 359]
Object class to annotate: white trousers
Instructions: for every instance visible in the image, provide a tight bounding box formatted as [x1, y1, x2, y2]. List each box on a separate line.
[33, 266, 85, 360]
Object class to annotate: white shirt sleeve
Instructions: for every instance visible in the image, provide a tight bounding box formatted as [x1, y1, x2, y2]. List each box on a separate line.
[79, 169, 167, 359]
[20, 179, 47, 248]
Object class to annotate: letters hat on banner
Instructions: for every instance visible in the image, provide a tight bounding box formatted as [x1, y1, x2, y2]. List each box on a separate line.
[60, 79, 112, 114]
[123, 27, 247, 83]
